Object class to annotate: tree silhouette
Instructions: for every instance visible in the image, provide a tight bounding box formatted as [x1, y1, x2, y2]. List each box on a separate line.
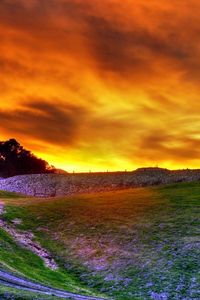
[0, 139, 55, 177]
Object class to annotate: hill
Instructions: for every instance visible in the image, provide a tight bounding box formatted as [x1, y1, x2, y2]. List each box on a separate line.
[0, 182, 199, 299]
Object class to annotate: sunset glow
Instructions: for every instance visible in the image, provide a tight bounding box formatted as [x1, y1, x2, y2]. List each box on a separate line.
[1, 0, 200, 172]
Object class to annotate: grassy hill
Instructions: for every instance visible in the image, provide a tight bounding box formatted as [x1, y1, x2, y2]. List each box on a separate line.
[0, 183, 199, 299]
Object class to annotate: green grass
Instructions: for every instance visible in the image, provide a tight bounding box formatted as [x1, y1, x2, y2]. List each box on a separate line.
[0, 284, 66, 300]
[0, 195, 101, 299]
[0, 190, 24, 198]
[1, 182, 200, 299]
[0, 228, 96, 296]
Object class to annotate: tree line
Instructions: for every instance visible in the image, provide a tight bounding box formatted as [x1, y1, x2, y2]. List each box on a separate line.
[0, 139, 56, 178]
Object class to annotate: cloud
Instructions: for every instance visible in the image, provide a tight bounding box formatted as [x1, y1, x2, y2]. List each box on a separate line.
[1, 0, 200, 170]
[0, 0, 198, 80]
[84, 15, 190, 76]
[0, 100, 89, 146]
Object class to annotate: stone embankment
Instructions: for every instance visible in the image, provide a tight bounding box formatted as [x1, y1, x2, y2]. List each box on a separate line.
[0, 168, 200, 197]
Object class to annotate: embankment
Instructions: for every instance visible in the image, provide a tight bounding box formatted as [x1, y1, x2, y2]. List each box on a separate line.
[0, 168, 200, 197]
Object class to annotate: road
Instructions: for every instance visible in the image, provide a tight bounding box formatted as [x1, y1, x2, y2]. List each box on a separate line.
[0, 270, 107, 299]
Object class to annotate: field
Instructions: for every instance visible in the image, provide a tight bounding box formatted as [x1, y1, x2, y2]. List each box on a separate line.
[0, 182, 199, 299]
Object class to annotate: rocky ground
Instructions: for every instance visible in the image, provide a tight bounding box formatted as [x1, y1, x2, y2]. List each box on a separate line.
[0, 168, 200, 197]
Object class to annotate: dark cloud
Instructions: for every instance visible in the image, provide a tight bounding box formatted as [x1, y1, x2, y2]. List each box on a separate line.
[0, 0, 197, 79]
[136, 131, 200, 162]
[0, 0, 89, 31]
[85, 16, 139, 73]
[85, 15, 193, 76]
[0, 58, 35, 78]
[0, 100, 88, 146]
[0, 0, 47, 30]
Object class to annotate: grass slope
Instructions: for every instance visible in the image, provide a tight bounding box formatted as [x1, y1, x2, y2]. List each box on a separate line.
[0, 192, 101, 299]
[1, 183, 200, 299]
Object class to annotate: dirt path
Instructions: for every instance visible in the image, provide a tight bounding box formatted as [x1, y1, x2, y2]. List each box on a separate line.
[0, 202, 57, 270]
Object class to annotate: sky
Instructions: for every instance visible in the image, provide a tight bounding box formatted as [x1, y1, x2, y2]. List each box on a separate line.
[1, 0, 200, 172]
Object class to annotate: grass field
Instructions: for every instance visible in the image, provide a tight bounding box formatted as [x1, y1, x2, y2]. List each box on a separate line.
[0, 183, 199, 299]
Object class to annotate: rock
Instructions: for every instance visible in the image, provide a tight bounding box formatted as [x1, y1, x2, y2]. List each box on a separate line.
[12, 218, 22, 225]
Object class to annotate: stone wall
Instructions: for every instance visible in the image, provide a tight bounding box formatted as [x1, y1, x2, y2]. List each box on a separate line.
[0, 168, 200, 197]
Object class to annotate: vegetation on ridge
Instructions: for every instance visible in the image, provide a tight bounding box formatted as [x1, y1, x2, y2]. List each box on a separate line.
[0, 139, 56, 178]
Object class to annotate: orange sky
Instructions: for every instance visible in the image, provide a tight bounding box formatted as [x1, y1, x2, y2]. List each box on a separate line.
[1, 0, 200, 172]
